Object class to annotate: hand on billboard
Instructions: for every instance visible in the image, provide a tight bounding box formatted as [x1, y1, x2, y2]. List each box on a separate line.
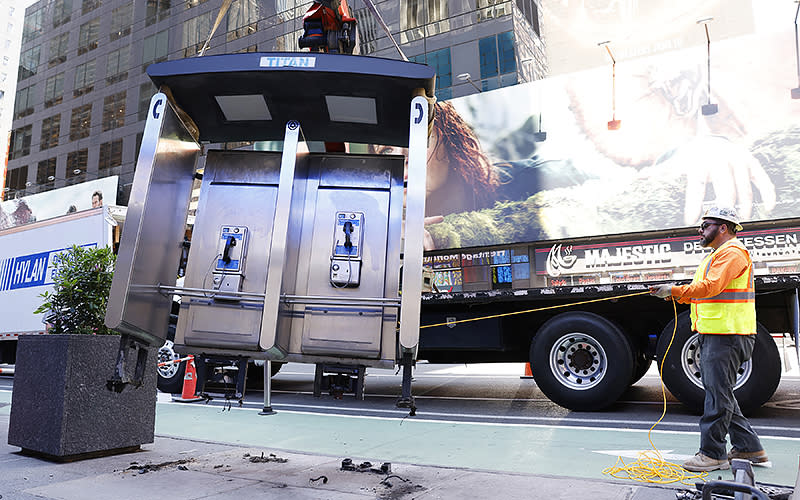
[679, 137, 776, 226]
[649, 284, 674, 299]
[423, 216, 444, 251]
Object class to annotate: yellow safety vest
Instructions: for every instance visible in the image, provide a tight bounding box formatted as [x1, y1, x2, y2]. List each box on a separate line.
[689, 238, 756, 335]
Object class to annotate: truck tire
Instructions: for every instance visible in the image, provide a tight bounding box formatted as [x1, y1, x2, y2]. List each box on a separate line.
[530, 311, 634, 411]
[656, 311, 781, 415]
[157, 340, 186, 394]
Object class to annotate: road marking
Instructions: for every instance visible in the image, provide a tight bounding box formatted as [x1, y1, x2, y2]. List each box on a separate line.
[167, 402, 800, 443]
[165, 398, 800, 438]
[593, 449, 694, 461]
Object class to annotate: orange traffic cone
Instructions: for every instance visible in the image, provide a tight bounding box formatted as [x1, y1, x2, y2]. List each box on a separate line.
[172, 355, 204, 402]
[521, 363, 533, 379]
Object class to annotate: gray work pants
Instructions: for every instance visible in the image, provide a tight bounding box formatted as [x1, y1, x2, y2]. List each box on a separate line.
[698, 333, 763, 460]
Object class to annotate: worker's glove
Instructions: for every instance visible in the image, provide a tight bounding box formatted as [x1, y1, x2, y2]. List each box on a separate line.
[649, 284, 674, 299]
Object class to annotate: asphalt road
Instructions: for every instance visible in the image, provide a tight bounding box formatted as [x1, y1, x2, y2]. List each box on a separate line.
[2, 360, 799, 486]
[187, 360, 800, 439]
[2, 360, 798, 437]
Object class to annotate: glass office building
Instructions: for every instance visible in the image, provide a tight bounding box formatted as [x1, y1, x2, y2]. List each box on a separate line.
[4, 0, 545, 202]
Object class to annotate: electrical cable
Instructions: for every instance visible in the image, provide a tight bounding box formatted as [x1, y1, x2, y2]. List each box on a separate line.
[201, 252, 222, 298]
[416, 290, 709, 484]
[419, 290, 652, 329]
[601, 297, 709, 485]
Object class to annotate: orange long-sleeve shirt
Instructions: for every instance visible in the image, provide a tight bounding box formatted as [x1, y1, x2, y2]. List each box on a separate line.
[671, 241, 750, 304]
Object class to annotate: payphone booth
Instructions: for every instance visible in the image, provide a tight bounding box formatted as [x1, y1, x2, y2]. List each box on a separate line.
[105, 53, 435, 404]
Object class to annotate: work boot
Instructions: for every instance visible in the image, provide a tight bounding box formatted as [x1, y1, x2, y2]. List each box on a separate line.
[728, 449, 769, 464]
[683, 453, 731, 472]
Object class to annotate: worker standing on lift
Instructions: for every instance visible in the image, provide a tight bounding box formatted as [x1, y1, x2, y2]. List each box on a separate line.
[298, 0, 357, 54]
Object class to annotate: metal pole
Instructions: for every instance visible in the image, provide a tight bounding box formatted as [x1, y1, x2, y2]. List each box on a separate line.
[259, 360, 276, 415]
[705, 24, 712, 105]
[795, 2, 800, 85]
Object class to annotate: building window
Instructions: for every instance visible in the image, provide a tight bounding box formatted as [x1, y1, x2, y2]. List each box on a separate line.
[78, 19, 100, 55]
[234, 44, 257, 53]
[182, 11, 213, 57]
[73, 59, 96, 96]
[353, 8, 378, 55]
[146, 0, 171, 26]
[66, 149, 88, 184]
[5, 166, 28, 194]
[102, 91, 126, 131]
[44, 72, 64, 108]
[515, 0, 539, 36]
[142, 30, 169, 70]
[477, 0, 512, 22]
[13, 85, 36, 119]
[110, 4, 133, 41]
[70, 103, 92, 140]
[37, 158, 57, 188]
[10, 125, 33, 160]
[411, 48, 452, 101]
[227, 0, 259, 41]
[18, 46, 40, 80]
[135, 132, 143, 162]
[52, 0, 72, 28]
[106, 47, 129, 84]
[48, 33, 69, 68]
[99, 139, 123, 170]
[185, 0, 209, 9]
[40, 115, 61, 150]
[400, 0, 449, 42]
[82, 0, 100, 15]
[22, 7, 44, 45]
[479, 32, 517, 90]
[138, 82, 156, 121]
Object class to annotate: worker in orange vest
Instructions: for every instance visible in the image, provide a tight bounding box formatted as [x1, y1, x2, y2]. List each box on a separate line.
[650, 206, 768, 472]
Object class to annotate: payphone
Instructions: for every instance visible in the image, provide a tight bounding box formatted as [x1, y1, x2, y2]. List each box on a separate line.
[104, 52, 434, 407]
[330, 211, 364, 287]
[212, 225, 248, 295]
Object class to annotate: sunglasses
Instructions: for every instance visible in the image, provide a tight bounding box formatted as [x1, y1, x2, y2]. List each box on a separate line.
[700, 221, 722, 231]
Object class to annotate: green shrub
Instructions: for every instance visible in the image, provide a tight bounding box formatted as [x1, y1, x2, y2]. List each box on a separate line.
[35, 244, 117, 335]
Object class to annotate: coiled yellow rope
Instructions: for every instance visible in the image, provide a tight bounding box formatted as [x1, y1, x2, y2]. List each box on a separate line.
[418, 289, 707, 484]
[602, 297, 708, 485]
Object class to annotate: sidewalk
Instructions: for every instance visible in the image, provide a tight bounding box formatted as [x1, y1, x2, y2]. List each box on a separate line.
[0, 411, 683, 500]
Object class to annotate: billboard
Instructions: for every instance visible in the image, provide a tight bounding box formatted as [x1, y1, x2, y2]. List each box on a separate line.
[415, 9, 799, 251]
[0, 176, 118, 230]
[541, 0, 756, 75]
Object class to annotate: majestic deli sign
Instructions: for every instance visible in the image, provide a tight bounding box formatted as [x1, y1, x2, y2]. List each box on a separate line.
[538, 229, 800, 278]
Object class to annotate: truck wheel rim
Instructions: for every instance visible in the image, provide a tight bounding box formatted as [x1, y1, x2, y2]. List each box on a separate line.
[158, 340, 180, 378]
[680, 333, 752, 390]
[549, 333, 607, 390]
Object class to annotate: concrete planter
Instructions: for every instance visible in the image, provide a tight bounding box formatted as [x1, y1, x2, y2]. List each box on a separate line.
[8, 334, 157, 461]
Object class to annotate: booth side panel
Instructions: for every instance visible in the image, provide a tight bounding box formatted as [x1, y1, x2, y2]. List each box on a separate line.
[399, 96, 430, 351]
[105, 94, 199, 346]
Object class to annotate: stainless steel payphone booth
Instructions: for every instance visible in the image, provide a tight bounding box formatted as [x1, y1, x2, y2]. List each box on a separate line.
[105, 53, 435, 404]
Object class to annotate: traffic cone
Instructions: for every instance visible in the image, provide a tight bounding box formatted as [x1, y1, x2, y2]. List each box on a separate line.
[172, 355, 204, 402]
[521, 363, 533, 379]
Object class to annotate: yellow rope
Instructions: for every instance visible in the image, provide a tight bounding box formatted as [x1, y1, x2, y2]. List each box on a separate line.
[419, 288, 707, 484]
[419, 291, 652, 329]
[602, 298, 708, 485]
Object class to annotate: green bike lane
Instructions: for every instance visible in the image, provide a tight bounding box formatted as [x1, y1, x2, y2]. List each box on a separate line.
[1, 388, 796, 486]
[153, 399, 800, 487]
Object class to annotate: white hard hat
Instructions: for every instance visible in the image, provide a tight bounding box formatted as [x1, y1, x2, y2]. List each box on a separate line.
[703, 206, 743, 232]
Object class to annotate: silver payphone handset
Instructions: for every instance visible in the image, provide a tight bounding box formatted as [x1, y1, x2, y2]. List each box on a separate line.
[211, 225, 248, 295]
[330, 211, 364, 287]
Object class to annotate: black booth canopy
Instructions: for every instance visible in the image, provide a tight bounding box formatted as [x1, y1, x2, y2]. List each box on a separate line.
[146, 52, 437, 147]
